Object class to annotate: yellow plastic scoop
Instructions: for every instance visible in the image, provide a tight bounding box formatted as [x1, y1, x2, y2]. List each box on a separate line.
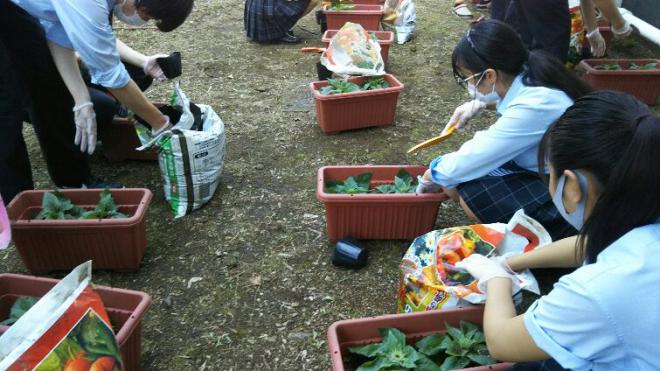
[407, 125, 457, 154]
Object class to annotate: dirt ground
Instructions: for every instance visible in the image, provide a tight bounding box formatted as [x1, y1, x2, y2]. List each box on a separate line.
[1, 0, 659, 369]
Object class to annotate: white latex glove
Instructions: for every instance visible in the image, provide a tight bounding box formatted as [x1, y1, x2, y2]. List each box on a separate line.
[143, 54, 169, 82]
[586, 28, 606, 58]
[455, 254, 520, 295]
[612, 20, 633, 38]
[151, 115, 172, 136]
[492, 252, 518, 273]
[73, 102, 97, 154]
[416, 175, 442, 194]
[441, 100, 486, 135]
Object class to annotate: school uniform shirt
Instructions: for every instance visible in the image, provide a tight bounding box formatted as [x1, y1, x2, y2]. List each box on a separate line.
[10, 0, 129, 89]
[524, 223, 660, 370]
[429, 73, 573, 189]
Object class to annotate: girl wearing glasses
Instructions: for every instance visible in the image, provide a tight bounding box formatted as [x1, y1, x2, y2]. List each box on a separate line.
[417, 19, 591, 240]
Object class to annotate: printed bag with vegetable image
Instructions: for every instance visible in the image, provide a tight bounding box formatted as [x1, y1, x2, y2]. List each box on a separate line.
[0, 261, 124, 371]
[398, 210, 549, 313]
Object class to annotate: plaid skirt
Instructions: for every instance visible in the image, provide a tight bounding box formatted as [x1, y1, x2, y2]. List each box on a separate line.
[244, 0, 309, 41]
[457, 162, 576, 240]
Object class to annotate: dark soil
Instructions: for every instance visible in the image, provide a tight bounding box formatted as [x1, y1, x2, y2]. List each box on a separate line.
[1, 1, 658, 369]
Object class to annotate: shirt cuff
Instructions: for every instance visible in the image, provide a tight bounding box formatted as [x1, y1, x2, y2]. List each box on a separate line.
[523, 301, 591, 370]
[429, 156, 458, 189]
[90, 63, 130, 90]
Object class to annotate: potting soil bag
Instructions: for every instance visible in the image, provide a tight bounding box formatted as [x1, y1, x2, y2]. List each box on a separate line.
[0, 195, 10, 250]
[0, 261, 124, 370]
[382, 0, 416, 44]
[137, 82, 226, 218]
[397, 210, 549, 313]
[321, 22, 385, 77]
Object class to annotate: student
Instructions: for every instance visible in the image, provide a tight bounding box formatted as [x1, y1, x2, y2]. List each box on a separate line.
[244, 0, 321, 43]
[0, 0, 192, 203]
[456, 90, 660, 370]
[417, 19, 592, 240]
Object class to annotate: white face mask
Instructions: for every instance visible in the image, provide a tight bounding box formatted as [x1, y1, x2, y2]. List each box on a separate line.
[467, 71, 501, 104]
[114, 0, 148, 26]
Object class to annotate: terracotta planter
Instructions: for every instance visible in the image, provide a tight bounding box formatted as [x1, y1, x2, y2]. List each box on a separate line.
[310, 74, 404, 134]
[322, 30, 394, 65]
[327, 305, 513, 371]
[353, 0, 384, 4]
[0, 273, 151, 371]
[7, 188, 152, 273]
[101, 116, 158, 162]
[323, 4, 384, 31]
[578, 59, 660, 105]
[316, 165, 447, 241]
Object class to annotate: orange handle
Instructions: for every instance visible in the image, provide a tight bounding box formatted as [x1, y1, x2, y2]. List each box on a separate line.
[300, 47, 326, 53]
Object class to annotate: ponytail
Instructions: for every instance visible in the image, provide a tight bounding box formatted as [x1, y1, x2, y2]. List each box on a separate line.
[540, 91, 660, 263]
[525, 49, 592, 100]
[451, 20, 592, 100]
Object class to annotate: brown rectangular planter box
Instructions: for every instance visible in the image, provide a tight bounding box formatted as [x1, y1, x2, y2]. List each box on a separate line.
[322, 30, 394, 65]
[317, 165, 447, 241]
[353, 0, 384, 4]
[323, 4, 384, 31]
[0, 273, 151, 371]
[310, 74, 404, 134]
[327, 305, 513, 371]
[578, 59, 660, 105]
[101, 116, 158, 162]
[7, 188, 152, 273]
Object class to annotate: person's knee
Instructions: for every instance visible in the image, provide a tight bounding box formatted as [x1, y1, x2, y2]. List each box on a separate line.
[459, 197, 481, 223]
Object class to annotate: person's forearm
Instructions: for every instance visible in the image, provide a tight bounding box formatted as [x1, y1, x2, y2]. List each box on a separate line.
[507, 235, 581, 271]
[116, 38, 146, 68]
[580, 0, 599, 32]
[109, 81, 166, 130]
[591, 0, 626, 30]
[47, 41, 90, 105]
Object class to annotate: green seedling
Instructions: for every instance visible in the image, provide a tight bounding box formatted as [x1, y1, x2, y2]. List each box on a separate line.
[35, 189, 126, 220]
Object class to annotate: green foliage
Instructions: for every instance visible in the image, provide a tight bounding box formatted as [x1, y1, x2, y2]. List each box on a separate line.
[327, 0, 355, 10]
[34, 189, 126, 220]
[362, 77, 390, 91]
[348, 321, 495, 371]
[594, 62, 656, 71]
[319, 79, 362, 95]
[0, 296, 38, 325]
[81, 189, 127, 219]
[318, 77, 390, 96]
[325, 169, 417, 194]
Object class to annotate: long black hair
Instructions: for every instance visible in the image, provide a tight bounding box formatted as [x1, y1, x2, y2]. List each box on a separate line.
[138, 0, 194, 32]
[451, 19, 592, 100]
[539, 90, 660, 263]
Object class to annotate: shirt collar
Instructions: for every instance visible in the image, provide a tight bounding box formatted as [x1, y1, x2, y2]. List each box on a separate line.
[496, 73, 524, 114]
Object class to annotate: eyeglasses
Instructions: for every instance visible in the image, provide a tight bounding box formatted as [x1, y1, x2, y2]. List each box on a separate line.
[455, 71, 484, 89]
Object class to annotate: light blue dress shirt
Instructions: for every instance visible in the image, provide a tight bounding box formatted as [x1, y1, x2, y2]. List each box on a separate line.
[430, 74, 574, 189]
[524, 223, 660, 370]
[11, 0, 130, 89]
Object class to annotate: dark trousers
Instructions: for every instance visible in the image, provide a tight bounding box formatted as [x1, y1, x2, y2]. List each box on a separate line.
[0, 1, 90, 204]
[491, 0, 570, 62]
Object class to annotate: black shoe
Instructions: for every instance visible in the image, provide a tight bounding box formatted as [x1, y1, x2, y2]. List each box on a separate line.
[278, 31, 302, 44]
[82, 176, 124, 189]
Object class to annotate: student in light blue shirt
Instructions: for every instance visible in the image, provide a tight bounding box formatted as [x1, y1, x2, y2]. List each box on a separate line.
[457, 90, 660, 370]
[417, 20, 592, 240]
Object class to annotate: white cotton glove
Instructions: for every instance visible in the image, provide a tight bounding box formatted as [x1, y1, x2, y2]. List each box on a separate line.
[416, 175, 442, 194]
[455, 254, 521, 295]
[143, 54, 169, 82]
[612, 20, 633, 38]
[441, 100, 486, 135]
[151, 115, 172, 136]
[586, 28, 606, 58]
[73, 102, 97, 155]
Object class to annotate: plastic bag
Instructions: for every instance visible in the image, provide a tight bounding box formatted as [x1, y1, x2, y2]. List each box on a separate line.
[0, 261, 124, 370]
[0, 195, 10, 250]
[137, 82, 226, 218]
[320, 22, 385, 77]
[567, 5, 589, 69]
[398, 210, 550, 313]
[382, 0, 416, 44]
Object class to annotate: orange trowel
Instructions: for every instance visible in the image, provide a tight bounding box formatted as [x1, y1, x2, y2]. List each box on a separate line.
[407, 124, 457, 154]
